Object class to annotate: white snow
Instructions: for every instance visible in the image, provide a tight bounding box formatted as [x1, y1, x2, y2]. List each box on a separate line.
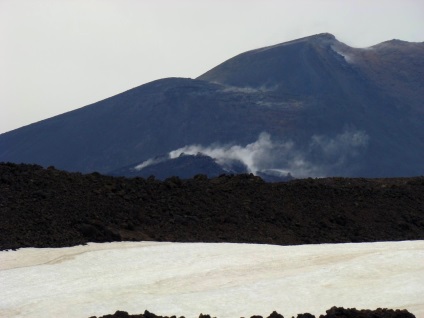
[1, 240, 423, 318]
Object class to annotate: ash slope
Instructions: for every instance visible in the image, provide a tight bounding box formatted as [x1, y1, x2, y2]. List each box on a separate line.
[1, 33, 423, 178]
[1, 162, 423, 251]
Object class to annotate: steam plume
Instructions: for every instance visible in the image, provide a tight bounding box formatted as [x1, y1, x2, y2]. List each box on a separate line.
[135, 129, 369, 178]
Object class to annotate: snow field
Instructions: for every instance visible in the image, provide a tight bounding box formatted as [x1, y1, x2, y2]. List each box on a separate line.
[0, 240, 423, 318]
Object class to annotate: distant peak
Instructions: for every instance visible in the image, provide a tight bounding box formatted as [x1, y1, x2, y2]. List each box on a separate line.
[312, 33, 336, 40]
[285, 33, 339, 47]
[252, 33, 339, 54]
[297, 33, 337, 43]
[370, 38, 421, 50]
[382, 39, 409, 45]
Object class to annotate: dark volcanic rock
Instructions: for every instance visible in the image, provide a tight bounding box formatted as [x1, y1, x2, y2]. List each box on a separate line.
[89, 307, 416, 318]
[1, 162, 423, 250]
[321, 306, 415, 318]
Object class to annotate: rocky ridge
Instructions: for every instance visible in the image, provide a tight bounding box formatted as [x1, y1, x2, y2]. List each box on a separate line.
[1, 162, 423, 250]
[91, 307, 416, 318]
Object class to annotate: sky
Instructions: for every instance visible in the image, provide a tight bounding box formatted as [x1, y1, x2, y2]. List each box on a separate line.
[1, 0, 424, 134]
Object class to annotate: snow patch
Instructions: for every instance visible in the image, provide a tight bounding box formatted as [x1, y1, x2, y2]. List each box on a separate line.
[1, 241, 423, 318]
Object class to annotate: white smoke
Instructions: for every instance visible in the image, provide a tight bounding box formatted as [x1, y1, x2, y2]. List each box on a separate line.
[310, 129, 369, 164]
[135, 129, 370, 178]
[135, 157, 167, 170]
[221, 85, 276, 94]
[169, 132, 279, 174]
[303, 128, 370, 177]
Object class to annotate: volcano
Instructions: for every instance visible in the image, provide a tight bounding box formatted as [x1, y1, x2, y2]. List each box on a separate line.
[1, 33, 423, 178]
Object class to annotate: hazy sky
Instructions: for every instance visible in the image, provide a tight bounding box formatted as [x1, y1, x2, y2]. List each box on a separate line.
[1, 0, 423, 134]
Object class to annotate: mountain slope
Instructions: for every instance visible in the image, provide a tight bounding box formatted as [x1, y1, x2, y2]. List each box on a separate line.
[0, 33, 423, 178]
[0, 78, 303, 174]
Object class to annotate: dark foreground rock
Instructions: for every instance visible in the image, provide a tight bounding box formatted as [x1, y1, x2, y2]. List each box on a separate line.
[1, 162, 423, 250]
[90, 307, 416, 318]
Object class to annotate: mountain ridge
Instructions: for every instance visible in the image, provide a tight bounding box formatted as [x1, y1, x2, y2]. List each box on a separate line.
[1, 33, 423, 178]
